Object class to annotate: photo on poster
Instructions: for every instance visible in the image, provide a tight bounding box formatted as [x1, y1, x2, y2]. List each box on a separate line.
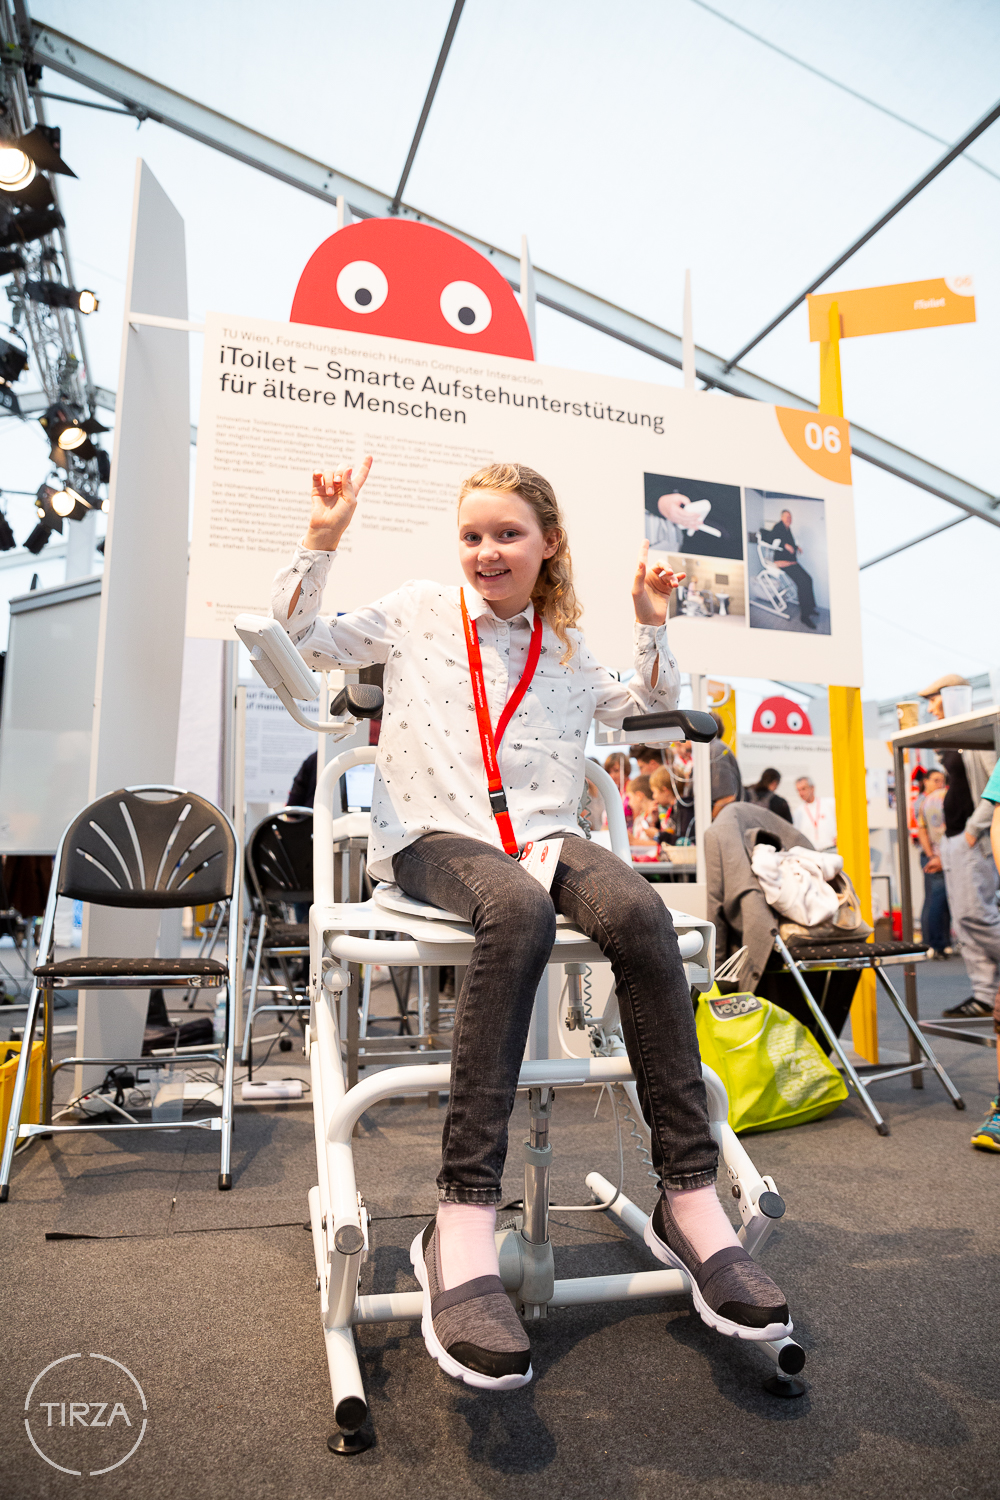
[643, 473, 743, 560]
[662, 553, 746, 627]
[744, 489, 831, 636]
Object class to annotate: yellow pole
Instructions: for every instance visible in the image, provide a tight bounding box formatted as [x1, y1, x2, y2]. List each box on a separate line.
[820, 301, 878, 1063]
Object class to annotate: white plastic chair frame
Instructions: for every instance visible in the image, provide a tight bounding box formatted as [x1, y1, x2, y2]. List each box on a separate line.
[307, 749, 806, 1453]
[750, 534, 796, 619]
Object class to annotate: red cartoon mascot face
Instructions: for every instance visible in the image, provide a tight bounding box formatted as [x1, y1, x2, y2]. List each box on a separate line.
[751, 696, 812, 735]
[290, 219, 534, 360]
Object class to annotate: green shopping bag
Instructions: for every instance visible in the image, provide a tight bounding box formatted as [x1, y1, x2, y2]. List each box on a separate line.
[696, 986, 848, 1134]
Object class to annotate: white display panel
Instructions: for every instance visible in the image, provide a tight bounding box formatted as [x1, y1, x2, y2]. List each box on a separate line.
[188, 312, 862, 685]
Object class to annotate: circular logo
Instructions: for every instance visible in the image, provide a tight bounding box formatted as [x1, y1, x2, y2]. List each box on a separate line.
[24, 1354, 148, 1476]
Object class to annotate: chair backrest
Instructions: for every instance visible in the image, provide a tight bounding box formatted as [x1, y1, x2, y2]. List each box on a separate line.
[756, 536, 781, 571]
[57, 786, 236, 909]
[246, 808, 314, 908]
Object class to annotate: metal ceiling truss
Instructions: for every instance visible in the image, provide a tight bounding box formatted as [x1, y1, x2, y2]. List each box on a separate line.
[0, 1, 107, 513]
[24, 21, 1000, 553]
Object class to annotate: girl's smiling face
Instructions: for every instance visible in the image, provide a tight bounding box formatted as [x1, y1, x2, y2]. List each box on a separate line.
[457, 489, 558, 618]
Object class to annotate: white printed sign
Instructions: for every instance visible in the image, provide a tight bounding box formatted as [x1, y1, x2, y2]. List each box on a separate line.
[188, 312, 863, 684]
[243, 681, 317, 803]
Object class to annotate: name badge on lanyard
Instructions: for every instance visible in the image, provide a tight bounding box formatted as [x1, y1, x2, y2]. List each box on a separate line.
[460, 588, 543, 858]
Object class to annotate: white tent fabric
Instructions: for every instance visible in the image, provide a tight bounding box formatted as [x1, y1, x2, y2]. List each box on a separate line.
[1, 0, 998, 700]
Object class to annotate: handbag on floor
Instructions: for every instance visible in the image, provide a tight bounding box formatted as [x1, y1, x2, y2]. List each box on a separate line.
[696, 984, 848, 1133]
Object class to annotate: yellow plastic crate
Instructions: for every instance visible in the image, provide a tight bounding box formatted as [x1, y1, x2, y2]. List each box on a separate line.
[0, 1038, 44, 1140]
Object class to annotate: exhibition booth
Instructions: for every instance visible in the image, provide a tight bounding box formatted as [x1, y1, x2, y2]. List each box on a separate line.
[0, 18, 997, 1488]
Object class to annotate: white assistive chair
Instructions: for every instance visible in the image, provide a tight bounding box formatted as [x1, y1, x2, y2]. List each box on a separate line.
[750, 532, 796, 620]
[234, 615, 807, 1457]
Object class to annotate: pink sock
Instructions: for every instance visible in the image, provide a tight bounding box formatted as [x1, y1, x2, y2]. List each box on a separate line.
[436, 1203, 499, 1290]
[665, 1184, 741, 1262]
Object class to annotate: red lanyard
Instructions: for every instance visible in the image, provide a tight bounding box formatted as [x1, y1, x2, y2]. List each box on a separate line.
[460, 588, 543, 856]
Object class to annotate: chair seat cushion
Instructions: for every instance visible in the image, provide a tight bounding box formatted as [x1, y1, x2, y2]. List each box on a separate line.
[34, 956, 229, 979]
[784, 939, 928, 963]
[264, 922, 309, 947]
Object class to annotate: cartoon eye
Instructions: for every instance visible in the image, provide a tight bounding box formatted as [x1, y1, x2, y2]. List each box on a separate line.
[336, 260, 388, 313]
[760, 708, 776, 729]
[787, 710, 803, 732]
[440, 280, 492, 334]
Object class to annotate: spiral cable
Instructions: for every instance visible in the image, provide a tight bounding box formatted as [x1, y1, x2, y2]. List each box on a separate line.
[610, 1080, 658, 1181]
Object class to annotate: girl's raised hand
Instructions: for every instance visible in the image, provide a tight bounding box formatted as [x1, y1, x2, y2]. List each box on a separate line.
[632, 539, 684, 626]
[303, 455, 374, 551]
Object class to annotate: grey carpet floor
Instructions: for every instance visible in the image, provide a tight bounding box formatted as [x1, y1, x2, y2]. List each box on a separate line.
[2, 958, 998, 1499]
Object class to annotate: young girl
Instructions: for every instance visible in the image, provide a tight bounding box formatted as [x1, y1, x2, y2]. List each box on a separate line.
[273, 458, 790, 1391]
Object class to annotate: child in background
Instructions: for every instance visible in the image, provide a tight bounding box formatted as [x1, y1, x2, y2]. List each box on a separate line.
[649, 765, 677, 846]
[628, 775, 659, 850]
[604, 751, 634, 830]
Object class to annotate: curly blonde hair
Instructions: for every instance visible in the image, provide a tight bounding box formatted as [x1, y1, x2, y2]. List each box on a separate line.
[457, 462, 582, 663]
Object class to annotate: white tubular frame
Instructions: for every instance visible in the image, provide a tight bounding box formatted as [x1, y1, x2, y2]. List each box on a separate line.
[305, 745, 802, 1446]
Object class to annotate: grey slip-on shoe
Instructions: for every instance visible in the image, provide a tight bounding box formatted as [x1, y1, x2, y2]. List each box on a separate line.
[410, 1220, 532, 1390]
[644, 1193, 792, 1342]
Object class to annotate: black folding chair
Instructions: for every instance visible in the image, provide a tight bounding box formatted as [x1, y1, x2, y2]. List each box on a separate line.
[242, 808, 313, 1080]
[0, 785, 241, 1199]
[772, 932, 965, 1136]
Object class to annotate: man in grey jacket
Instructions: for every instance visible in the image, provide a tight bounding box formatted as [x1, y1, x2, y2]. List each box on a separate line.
[920, 675, 1000, 1019]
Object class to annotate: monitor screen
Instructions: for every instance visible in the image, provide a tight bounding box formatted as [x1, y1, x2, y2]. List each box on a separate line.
[344, 763, 375, 811]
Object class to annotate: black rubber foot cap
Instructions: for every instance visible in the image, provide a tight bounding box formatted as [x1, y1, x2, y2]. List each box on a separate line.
[0, 1184, 8, 1203]
[218, 1173, 232, 1191]
[328, 1429, 374, 1456]
[954, 1098, 966, 1111]
[763, 1375, 807, 1398]
[876, 1123, 891, 1137]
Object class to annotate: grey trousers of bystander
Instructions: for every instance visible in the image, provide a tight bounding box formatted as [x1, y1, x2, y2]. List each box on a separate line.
[939, 831, 1000, 1004]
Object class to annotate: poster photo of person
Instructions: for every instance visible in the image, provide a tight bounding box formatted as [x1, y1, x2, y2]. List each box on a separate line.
[744, 489, 831, 635]
[643, 473, 743, 561]
[662, 553, 747, 627]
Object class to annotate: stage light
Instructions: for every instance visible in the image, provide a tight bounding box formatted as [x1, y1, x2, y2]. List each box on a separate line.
[56, 421, 86, 450]
[0, 206, 64, 248]
[95, 449, 111, 484]
[0, 335, 28, 385]
[0, 147, 36, 192]
[50, 485, 87, 517]
[0, 249, 24, 274]
[24, 280, 99, 314]
[23, 520, 52, 554]
[101, 497, 109, 513]
[0, 510, 15, 551]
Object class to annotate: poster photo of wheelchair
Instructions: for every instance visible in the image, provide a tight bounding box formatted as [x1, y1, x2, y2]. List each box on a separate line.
[644, 472, 832, 638]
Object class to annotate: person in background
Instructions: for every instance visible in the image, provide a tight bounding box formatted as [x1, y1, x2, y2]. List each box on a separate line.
[969, 759, 1000, 1152]
[649, 766, 677, 845]
[919, 675, 1000, 1020]
[746, 767, 792, 824]
[627, 775, 659, 848]
[793, 776, 837, 850]
[288, 749, 318, 808]
[603, 750, 634, 829]
[760, 507, 818, 629]
[634, 744, 668, 778]
[915, 768, 952, 958]
[709, 713, 743, 821]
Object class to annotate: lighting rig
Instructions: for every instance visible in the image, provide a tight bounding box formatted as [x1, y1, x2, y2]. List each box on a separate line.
[0, 4, 108, 553]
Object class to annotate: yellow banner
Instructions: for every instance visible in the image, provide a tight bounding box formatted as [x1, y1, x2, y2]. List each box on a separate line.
[808, 276, 975, 340]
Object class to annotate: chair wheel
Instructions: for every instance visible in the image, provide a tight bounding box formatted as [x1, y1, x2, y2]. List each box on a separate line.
[218, 1173, 232, 1191]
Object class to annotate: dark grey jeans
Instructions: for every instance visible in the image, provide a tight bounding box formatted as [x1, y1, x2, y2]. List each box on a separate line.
[392, 831, 718, 1204]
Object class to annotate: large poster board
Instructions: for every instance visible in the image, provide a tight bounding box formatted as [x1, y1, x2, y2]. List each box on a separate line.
[188, 312, 862, 683]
